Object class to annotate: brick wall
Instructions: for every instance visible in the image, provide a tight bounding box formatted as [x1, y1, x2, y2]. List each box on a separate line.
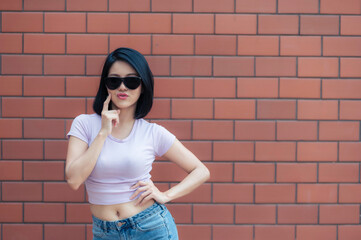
[0, 0, 361, 239]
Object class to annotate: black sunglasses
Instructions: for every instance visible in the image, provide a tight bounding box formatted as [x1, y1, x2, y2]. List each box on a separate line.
[104, 76, 142, 90]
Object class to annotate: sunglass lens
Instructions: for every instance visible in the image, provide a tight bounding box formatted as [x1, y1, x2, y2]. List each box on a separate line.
[124, 77, 141, 89]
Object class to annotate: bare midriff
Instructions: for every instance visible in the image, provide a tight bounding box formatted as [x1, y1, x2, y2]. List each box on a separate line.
[90, 199, 155, 221]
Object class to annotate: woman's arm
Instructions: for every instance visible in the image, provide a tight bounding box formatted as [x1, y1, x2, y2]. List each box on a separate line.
[130, 139, 210, 205]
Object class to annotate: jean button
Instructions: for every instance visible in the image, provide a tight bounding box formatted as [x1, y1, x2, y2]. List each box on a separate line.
[118, 222, 124, 227]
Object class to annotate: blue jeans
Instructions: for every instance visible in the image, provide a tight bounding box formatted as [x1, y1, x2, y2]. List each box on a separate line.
[92, 202, 178, 240]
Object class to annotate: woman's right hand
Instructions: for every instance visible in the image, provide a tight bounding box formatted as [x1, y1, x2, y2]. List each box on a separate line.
[100, 94, 120, 136]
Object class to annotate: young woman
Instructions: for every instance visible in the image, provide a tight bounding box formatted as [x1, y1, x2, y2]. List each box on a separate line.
[66, 48, 210, 240]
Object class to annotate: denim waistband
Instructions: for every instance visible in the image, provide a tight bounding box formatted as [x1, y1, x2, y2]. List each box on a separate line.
[92, 202, 165, 231]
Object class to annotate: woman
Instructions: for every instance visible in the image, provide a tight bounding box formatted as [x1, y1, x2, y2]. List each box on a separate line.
[66, 47, 210, 239]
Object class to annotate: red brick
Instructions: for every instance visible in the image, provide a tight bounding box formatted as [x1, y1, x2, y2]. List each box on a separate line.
[3, 224, 43, 240]
[67, 34, 108, 54]
[323, 79, 361, 98]
[297, 226, 337, 240]
[213, 226, 253, 240]
[277, 163, 317, 183]
[215, 99, 255, 120]
[281, 36, 321, 56]
[152, 0, 192, 12]
[44, 98, 86, 118]
[238, 36, 279, 56]
[255, 226, 295, 240]
[205, 162, 233, 182]
[236, 205, 276, 224]
[234, 163, 275, 183]
[256, 142, 296, 161]
[259, 15, 298, 34]
[213, 57, 254, 76]
[145, 56, 171, 76]
[24, 76, 65, 96]
[154, 78, 193, 98]
[320, 205, 359, 224]
[86, 98, 95, 114]
[2, 97, 43, 117]
[171, 184, 211, 203]
[280, 78, 320, 99]
[194, 0, 234, 12]
[213, 184, 253, 203]
[339, 184, 361, 203]
[66, 204, 91, 223]
[194, 204, 233, 224]
[45, 13, 86, 33]
[257, 100, 296, 119]
[237, 78, 278, 98]
[2, 182, 42, 201]
[0, 76, 22, 96]
[0, 33, 22, 53]
[66, 77, 98, 97]
[173, 14, 214, 34]
[153, 35, 193, 55]
[24, 0, 64, 10]
[172, 99, 213, 119]
[146, 99, 170, 119]
[319, 163, 359, 183]
[2, 55, 42, 75]
[277, 121, 317, 141]
[195, 78, 236, 98]
[341, 16, 361, 35]
[166, 204, 191, 223]
[298, 100, 338, 120]
[44, 55, 85, 75]
[297, 142, 338, 162]
[24, 203, 65, 222]
[3, 140, 43, 160]
[324, 37, 361, 57]
[193, 120, 233, 140]
[298, 184, 337, 203]
[256, 184, 295, 203]
[279, 0, 318, 13]
[182, 141, 212, 161]
[299, 57, 339, 77]
[215, 14, 257, 34]
[341, 58, 361, 77]
[110, 35, 151, 55]
[256, 57, 296, 77]
[151, 120, 191, 140]
[340, 142, 361, 161]
[339, 226, 361, 240]
[319, 121, 359, 141]
[0, 161, 22, 180]
[278, 205, 318, 224]
[67, 0, 107, 11]
[151, 162, 187, 182]
[0, 0, 22, 10]
[178, 225, 211, 240]
[87, 13, 128, 33]
[86, 55, 105, 76]
[2, 12, 43, 32]
[213, 142, 254, 161]
[171, 57, 212, 76]
[301, 15, 339, 35]
[235, 121, 275, 140]
[109, 0, 150, 11]
[0, 119, 22, 138]
[45, 140, 67, 160]
[196, 35, 236, 55]
[44, 224, 86, 240]
[130, 14, 171, 33]
[320, 0, 361, 14]
[236, 0, 276, 13]
[0, 203, 23, 222]
[24, 119, 64, 139]
[24, 161, 64, 181]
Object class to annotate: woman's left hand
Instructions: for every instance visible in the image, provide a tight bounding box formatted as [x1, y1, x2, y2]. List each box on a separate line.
[130, 180, 170, 206]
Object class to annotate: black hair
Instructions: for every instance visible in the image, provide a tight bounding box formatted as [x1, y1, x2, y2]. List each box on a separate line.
[93, 48, 154, 119]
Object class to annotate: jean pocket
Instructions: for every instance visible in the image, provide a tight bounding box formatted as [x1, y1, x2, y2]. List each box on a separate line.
[92, 224, 105, 239]
[136, 213, 166, 232]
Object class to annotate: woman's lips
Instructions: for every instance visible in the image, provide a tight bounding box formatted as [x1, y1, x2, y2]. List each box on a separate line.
[117, 93, 128, 100]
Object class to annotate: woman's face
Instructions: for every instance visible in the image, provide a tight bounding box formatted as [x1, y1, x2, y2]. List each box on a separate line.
[106, 60, 142, 113]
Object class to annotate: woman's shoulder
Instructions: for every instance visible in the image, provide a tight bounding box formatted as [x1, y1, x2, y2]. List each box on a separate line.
[72, 113, 101, 125]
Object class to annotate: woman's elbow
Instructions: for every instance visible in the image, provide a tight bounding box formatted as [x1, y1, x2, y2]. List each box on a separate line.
[201, 165, 210, 182]
[66, 178, 82, 191]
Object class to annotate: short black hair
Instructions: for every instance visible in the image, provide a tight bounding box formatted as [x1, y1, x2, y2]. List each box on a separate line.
[93, 48, 154, 119]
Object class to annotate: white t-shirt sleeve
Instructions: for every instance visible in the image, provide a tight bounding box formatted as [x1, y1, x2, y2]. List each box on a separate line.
[153, 124, 176, 157]
[67, 114, 90, 144]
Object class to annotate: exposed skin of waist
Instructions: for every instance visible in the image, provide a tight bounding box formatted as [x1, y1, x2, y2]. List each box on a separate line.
[90, 199, 155, 221]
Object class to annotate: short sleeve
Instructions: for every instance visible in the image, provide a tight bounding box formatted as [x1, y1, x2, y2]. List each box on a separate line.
[153, 124, 176, 156]
[67, 114, 90, 145]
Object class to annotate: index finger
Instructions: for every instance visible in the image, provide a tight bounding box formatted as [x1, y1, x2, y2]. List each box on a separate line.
[102, 94, 111, 112]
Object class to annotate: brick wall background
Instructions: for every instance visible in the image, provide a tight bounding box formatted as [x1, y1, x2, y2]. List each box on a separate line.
[0, 0, 361, 239]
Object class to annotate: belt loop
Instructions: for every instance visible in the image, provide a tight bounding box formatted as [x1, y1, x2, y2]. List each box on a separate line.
[103, 221, 107, 232]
